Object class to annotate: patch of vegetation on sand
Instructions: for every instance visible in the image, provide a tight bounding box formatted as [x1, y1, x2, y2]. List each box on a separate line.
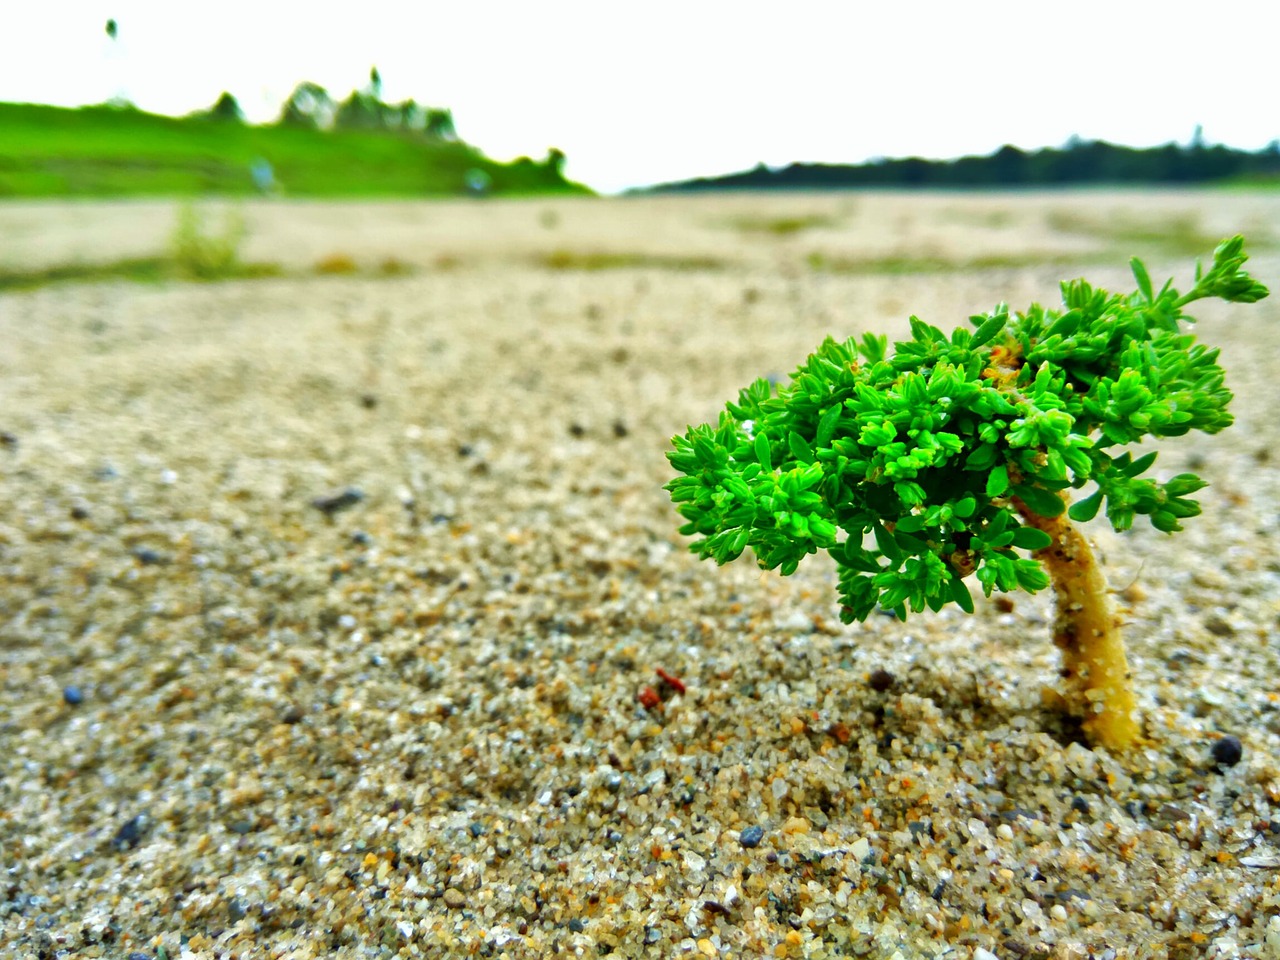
[726, 213, 843, 236]
[536, 250, 728, 272]
[805, 250, 1087, 276]
[1044, 209, 1239, 258]
[0, 256, 280, 292]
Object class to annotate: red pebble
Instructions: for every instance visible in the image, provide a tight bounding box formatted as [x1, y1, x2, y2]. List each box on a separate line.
[637, 686, 661, 710]
[655, 668, 686, 695]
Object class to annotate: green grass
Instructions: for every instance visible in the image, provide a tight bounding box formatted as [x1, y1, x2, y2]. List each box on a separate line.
[0, 102, 592, 198]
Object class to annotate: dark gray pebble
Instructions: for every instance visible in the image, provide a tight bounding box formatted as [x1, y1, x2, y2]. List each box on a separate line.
[131, 547, 166, 565]
[1211, 735, 1243, 769]
[739, 825, 765, 848]
[111, 814, 149, 851]
[311, 487, 364, 517]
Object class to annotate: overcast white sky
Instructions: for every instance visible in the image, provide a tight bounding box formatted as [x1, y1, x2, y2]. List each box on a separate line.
[3, 1, 1278, 193]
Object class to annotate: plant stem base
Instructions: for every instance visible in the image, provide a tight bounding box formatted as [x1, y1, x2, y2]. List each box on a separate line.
[1016, 502, 1140, 751]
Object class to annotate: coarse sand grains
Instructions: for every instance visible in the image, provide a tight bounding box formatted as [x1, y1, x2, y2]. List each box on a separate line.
[3, 192, 1280, 959]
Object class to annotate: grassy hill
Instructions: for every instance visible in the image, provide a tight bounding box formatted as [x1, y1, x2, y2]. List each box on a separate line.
[0, 102, 591, 198]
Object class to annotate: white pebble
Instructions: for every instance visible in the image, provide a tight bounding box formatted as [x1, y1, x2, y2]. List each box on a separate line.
[1051, 904, 1068, 921]
[996, 823, 1014, 840]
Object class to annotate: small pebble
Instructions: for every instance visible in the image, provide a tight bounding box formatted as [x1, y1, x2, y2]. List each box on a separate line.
[311, 487, 364, 517]
[281, 705, 304, 724]
[868, 668, 895, 692]
[1204, 614, 1235, 637]
[131, 547, 166, 565]
[442, 888, 466, 909]
[111, 814, 149, 851]
[1211, 734, 1243, 769]
[62, 686, 84, 706]
[739, 825, 765, 848]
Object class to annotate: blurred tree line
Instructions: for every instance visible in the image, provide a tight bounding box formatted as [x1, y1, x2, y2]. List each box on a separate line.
[653, 133, 1280, 191]
[200, 67, 459, 141]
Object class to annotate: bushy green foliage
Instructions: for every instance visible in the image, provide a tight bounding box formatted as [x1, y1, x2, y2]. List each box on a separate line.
[666, 238, 1268, 621]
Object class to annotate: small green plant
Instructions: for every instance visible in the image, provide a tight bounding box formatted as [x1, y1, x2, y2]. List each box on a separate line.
[667, 237, 1268, 750]
[170, 203, 246, 279]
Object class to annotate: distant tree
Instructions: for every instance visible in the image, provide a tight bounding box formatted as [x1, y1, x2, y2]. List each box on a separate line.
[424, 108, 456, 140]
[335, 68, 398, 130]
[105, 18, 117, 39]
[207, 92, 244, 123]
[279, 82, 334, 129]
[334, 91, 384, 130]
[390, 99, 425, 131]
[991, 144, 1028, 184]
[545, 147, 566, 177]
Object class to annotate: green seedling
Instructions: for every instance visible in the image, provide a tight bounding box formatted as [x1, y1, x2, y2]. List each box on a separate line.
[667, 237, 1268, 750]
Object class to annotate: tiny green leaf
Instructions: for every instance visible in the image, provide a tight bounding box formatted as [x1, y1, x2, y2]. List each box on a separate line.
[1067, 489, 1104, 523]
[755, 433, 772, 472]
[788, 431, 814, 464]
[1011, 527, 1054, 551]
[986, 464, 1009, 498]
[969, 311, 1007, 349]
[1130, 256, 1153, 302]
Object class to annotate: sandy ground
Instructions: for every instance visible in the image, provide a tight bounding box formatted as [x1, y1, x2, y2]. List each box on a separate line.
[2, 191, 1280, 959]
